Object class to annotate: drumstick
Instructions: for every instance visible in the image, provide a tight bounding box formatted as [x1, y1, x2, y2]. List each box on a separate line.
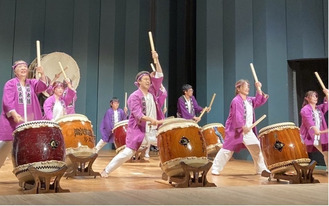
[124, 92, 127, 108]
[148, 31, 157, 64]
[250, 114, 266, 129]
[36, 40, 41, 78]
[198, 107, 208, 119]
[58, 62, 68, 79]
[208, 93, 216, 108]
[314, 72, 327, 90]
[150, 63, 156, 72]
[250, 63, 259, 82]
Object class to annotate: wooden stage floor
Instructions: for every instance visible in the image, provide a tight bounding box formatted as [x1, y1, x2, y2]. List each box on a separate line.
[0, 150, 327, 205]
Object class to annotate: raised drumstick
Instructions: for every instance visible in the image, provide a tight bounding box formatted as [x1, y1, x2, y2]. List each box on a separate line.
[58, 62, 68, 80]
[150, 63, 156, 72]
[36, 40, 41, 78]
[124, 92, 127, 108]
[314, 72, 327, 90]
[250, 63, 260, 91]
[208, 93, 216, 108]
[148, 31, 157, 64]
[250, 114, 266, 129]
[198, 107, 208, 119]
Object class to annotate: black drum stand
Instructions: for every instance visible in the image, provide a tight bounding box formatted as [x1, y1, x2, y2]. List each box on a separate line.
[264, 160, 320, 184]
[23, 165, 70, 194]
[64, 153, 100, 178]
[162, 162, 216, 188]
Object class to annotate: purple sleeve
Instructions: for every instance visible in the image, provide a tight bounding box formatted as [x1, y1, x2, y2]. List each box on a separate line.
[157, 89, 168, 108]
[63, 88, 76, 106]
[300, 105, 316, 138]
[230, 98, 245, 134]
[2, 80, 16, 113]
[100, 109, 112, 139]
[317, 99, 328, 114]
[252, 92, 268, 108]
[43, 96, 54, 120]
[128, 93, 144, 121]
[30, 79, 48, 94]
[119, 108, 128, 120]
[177, 96, 193, 119]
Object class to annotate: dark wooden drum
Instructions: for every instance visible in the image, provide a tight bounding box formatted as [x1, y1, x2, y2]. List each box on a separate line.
[258, 122, 311, 174]
[12, 121, 66, 185]
[113, 120, 129, 153]
[201, 123, 225, 155]
[157, 118, 208, 177]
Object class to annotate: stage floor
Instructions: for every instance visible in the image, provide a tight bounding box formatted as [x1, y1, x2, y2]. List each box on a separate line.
[0, 150, 327, 205]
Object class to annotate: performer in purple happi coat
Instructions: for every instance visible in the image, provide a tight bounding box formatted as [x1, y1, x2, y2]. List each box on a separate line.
[95, 97, 128, 153]
[176, 84, 210, 123]
[0, 60, 48, 168]
[212, 79, 270, 176]
[300, 89, 328, 171]
[101, 51, 167, 177]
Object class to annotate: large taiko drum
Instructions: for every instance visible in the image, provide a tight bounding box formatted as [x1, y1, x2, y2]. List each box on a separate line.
[112, 120, 129, 153]
[12, 121, 66, 185]
[157, 118, 208, 177]
[201, 123, 225, 155]
[55, 114, 96, 157]
[258, 122, 311, 174]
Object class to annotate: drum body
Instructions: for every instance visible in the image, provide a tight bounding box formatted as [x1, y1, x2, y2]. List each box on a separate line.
[157, 118, 208, 177]
[55, 114, 96, 157]
[201, 123, 225, 155]
[113, 120, 129, 153]
[12, 121, 66, 184]
[259, 122, 310, 174]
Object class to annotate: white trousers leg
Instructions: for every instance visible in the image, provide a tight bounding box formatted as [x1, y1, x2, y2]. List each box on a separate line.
[245, 144, 268, 173]
[211, 148, 234, 174]
[0, 141, 12, 168]
[95, 139, 107, 153]
[314, 144, 328, 168]
[104, 147, 135, 174]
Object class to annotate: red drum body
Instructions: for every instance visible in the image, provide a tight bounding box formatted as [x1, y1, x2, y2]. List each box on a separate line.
[12, 121, 66, 185]
[201, 123, 225, 155]
[157, 118, 208, 177]
[55, 114, 96, 157]
[113, 120, 129, 153]
[259, 122, 310, 174]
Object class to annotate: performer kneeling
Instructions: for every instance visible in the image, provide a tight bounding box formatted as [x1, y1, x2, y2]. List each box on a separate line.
[212, 79, 270, 176]
[101, 51, 166, 177]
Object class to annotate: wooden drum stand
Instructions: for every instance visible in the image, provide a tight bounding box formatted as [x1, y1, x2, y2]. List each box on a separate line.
[64, 153, 100, 178]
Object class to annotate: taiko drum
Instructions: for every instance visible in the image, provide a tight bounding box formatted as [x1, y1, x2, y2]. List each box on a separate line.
[157, 118, 208, 177]
[258, 122, 310, 174]
[112, 120, 129, 153]
[12, 121, 66, 185]
[201, 123, 225, 155]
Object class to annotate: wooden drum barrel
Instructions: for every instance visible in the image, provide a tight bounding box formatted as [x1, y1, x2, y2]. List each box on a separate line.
[201, 123, 225, 155]
[112, 120, 129, 153]
[157, 118, 208, 177]
[258, 122, 310, 174]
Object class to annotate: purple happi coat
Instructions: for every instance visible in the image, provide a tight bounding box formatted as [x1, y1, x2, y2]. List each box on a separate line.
[125, 76, 166, 150]
[0, 77, 48, 141]
[223, 92, 268, 152]
[176, 95, 203, 119]
[43, 87, 76, 120]
[300, 100, 328, 152]
[100, 108, 127, 143]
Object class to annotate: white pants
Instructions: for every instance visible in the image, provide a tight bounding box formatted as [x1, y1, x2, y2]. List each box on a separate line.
[144, 130, 157, 157]
[212, 142, 268, 174]
[95, 139, 107, 153]
[104, 147, 136, 174]
[0, 141, 13, 168]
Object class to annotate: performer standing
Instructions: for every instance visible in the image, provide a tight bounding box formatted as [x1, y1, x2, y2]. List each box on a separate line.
[212, 79, 270, 176]
[300, 90, 328, 171]
[43, 80, 76, 121]
[62, 78, 77, 114]
[0, 60, 48, 168]
[101, 51, 166, 177]
[176, 84, 210, 123]
[95, 97, 128, 153]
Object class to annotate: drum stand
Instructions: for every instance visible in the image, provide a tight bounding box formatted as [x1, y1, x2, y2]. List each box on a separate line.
[22, 165, 70, 194]
[265, 160, 320, 184]
[127, 147, 149, 163]
[162, 162, 216, 188]
[207, 145, 221, 160]
[64, 153, 101, 178]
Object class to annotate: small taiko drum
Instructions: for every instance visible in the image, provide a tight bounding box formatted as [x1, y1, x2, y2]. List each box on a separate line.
[112, 120, 129, 153]
[55, 114, 96, 157]
[12, 121, 66, 185]
[201, 123, 225, 155]
[157, 118, 208, 177]
[258, 122, 311, 174]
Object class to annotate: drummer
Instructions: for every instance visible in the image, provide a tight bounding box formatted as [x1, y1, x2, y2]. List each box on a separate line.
[300, 89, 328, 172]
[0, 60, 48, 168]
[43, 79, 76, 121]
[95, 97, 128, 153]
[211, 79, 270, 176]
[100, 50, 166, 177]
[62, 78, 77, 114]
[176, 84, 210, 123]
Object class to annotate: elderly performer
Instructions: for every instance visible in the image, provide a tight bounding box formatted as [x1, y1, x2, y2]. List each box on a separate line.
[0, 60, 48, 168]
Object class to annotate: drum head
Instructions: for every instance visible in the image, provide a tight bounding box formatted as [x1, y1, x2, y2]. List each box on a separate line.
[113, 120, 129, 130]
[29, 52, 80, 97]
